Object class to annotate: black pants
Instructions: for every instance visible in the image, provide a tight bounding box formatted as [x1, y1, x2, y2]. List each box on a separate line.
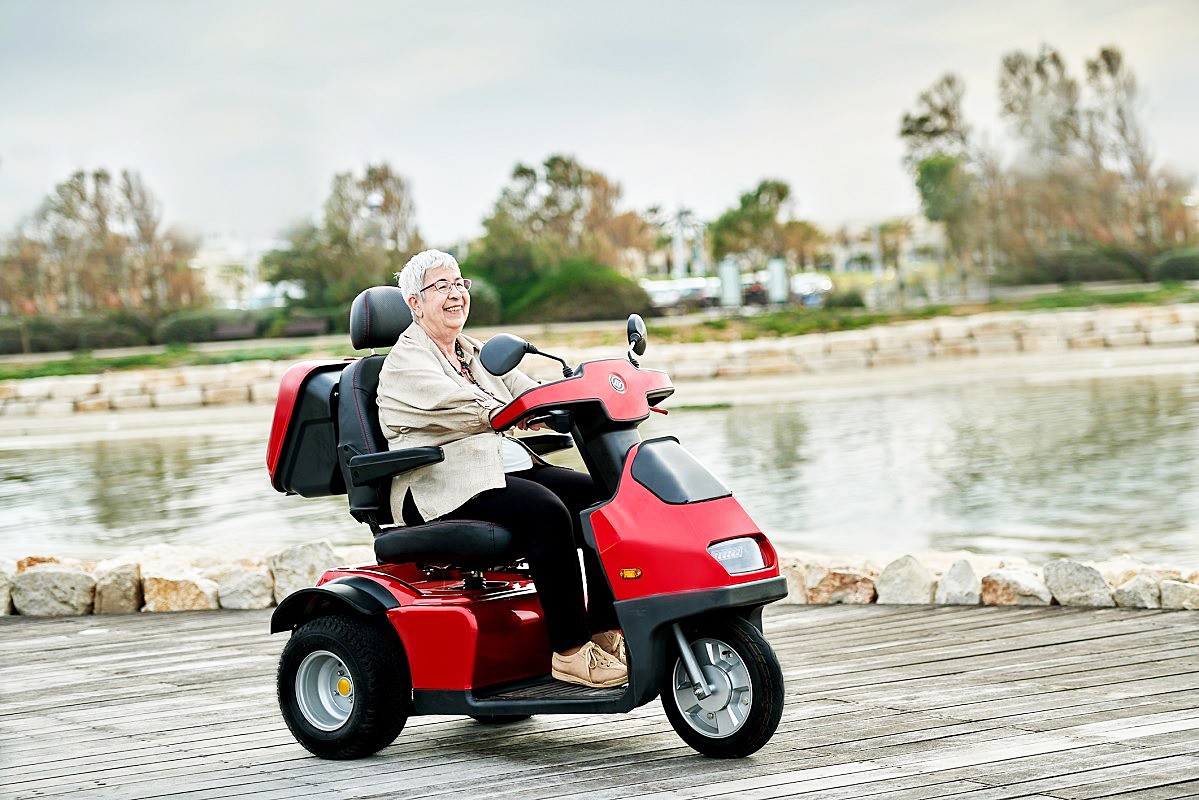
[403, 464, 619, 653]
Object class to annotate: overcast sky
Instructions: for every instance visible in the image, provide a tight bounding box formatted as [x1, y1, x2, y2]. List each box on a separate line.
[1, 0, 1196, 247]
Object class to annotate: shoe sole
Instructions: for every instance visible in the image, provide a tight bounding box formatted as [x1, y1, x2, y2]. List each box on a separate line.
[550, 668, 628, 689]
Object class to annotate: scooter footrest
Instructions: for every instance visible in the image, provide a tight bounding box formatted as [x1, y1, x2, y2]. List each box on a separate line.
[475, 675, 625, 702]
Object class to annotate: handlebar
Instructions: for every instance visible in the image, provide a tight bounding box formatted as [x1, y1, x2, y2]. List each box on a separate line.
[489, 357, 674, 432]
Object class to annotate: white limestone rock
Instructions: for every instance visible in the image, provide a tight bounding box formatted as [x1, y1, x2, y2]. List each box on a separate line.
[1093, 555, 1182, 588]
[1043, 560, 1115, 607]
[0, 558, 15, 615]
[205, 561, 275, 610]
[1160, 580, 1199, 610]
[981, 568, 1052, 606]
[94, 559, 143, 615]
[12, 566, 96, 616]
[270, 541, 339, 605]
[935, 559, 981, 605]
[142, 572, 220, 612]
[875, 555, 936, 604]
[780, 563, 808, 605]
[335, 545, 377, 567]
[1114, 574, 1161, 609]
[804, 564, 877, 605]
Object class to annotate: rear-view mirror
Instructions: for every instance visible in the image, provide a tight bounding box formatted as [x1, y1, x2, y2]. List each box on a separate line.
[480, 333, 532, 375]
[627, 314, 648, 356]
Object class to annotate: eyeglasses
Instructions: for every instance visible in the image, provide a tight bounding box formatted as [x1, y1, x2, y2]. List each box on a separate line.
[419, 278, 471, 295]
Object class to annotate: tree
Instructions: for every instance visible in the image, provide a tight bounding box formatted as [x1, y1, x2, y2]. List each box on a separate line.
[709, 179, 792, 262]
[899, 73, 971, 167]
[262, 162, 422, 308]
[900, 73, 980, 294]
[470, 154, 651, 294]
[998, 46, 1081, 162]
[1, 168, 201, 319]
[994, 44, 1191, 267]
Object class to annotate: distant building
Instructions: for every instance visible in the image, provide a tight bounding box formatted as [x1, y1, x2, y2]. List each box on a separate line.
[190, 235, 291, 309]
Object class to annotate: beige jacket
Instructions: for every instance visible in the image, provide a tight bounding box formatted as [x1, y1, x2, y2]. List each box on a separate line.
[376, 323, 539, 524]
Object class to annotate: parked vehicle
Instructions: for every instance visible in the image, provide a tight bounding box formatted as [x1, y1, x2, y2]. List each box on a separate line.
[266, 285, 787, 760]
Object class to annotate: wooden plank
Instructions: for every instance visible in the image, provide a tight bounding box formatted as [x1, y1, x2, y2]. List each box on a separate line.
[2, 605, 1197, 799]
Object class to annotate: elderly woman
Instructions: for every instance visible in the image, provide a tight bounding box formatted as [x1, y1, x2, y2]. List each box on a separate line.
[377, 249, 626, 689]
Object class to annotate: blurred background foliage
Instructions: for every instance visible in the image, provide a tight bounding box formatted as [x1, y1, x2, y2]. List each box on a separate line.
[1, 44, 1194, 356]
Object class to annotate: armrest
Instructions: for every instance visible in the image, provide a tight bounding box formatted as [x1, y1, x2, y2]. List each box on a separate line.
[346, 446, 444, 488]
[519, 433, 574, 456]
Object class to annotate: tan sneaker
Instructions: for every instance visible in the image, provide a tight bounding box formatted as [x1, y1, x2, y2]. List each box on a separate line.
[591, 630, 627, 665]
[551, 641, 628, 688]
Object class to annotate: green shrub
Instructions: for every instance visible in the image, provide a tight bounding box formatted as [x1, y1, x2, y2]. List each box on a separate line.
[824, 288, 866, 308]
[77, 318, 148, 350]
[155, 309, 263, 344]
[293, 304, 351, 335]
[1153, 248, 1199, 282]
[505, 260, 653, 323]
[155, 310, 219, 343]
[0, 319, 26, 355]
[1040, 250, 1142, 284]
[104, 310, 157, 343]
[465, 277, 502, 326]
[26, 316, 84, 352]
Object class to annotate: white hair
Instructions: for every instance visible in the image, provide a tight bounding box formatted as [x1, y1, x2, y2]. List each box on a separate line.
[395, 249, 460, 300]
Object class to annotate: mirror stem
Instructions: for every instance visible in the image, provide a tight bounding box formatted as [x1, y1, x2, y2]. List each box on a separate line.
[529, 344, 574, 377]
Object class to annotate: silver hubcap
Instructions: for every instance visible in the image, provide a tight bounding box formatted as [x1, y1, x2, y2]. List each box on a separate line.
[295, 650, 355, 731]
[670, 637, 752, 738]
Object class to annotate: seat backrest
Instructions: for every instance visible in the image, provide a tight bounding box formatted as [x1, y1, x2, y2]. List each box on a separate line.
[350, 285, 411, 351]
[338, 356, 392, 525]
[339, 286, 413, 527]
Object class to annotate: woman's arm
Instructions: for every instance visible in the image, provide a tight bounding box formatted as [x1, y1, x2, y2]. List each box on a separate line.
[377, 344, 501, 437]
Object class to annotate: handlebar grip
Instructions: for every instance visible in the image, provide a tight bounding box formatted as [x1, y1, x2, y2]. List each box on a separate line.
[528, 410, 572, 434]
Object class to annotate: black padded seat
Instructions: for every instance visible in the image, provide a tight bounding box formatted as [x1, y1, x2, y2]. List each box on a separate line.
[342, 286, 521, 569]
[373, 520, 517, 566]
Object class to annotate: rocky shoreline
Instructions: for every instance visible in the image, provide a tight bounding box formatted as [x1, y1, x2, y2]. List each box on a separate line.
[2, 542, 1197, 618]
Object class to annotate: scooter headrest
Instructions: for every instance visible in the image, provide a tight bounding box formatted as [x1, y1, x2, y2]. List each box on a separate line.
[349, 286, 412, 350]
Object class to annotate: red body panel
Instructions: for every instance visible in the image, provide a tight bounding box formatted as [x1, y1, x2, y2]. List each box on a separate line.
[491, 358, 672, 428]
[587, 442, 780, 602]
[265, 359, 349, 488]
[316, 566, 551, 690]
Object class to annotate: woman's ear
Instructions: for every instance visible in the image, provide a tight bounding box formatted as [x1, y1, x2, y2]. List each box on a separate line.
[406, 294, 421, 318]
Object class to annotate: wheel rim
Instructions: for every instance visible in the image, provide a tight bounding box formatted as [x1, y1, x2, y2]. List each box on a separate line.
[669, 637, 752, 739]
[295, 650, 355, 731]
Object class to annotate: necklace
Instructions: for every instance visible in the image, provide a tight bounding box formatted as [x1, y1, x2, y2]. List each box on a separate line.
[452, 340, 497, 400]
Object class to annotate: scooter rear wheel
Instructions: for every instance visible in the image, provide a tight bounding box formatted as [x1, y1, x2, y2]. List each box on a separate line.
[278, 614, 410, 759]
[660, 616, 784, 758]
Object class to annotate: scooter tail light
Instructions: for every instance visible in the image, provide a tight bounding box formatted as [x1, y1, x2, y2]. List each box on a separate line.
[706, 537, 767, 574]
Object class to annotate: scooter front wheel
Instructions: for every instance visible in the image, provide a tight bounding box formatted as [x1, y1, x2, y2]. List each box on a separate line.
[277, 614, 410, 759]
[660, 616, 784, 758]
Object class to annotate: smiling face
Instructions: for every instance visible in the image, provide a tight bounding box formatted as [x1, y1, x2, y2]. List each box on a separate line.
[407, 264, 470, 346]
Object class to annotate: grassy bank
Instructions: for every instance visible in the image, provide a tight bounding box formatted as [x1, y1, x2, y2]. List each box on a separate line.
[0, 344, 317, 382]
[5, 284, 1199, 381]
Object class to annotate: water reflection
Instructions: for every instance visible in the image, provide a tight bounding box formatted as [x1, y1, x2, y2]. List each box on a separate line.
[3, 372, 1199, 565]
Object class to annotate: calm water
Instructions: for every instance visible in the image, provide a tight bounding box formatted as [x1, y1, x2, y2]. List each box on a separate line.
[4, 372, 1199, 565]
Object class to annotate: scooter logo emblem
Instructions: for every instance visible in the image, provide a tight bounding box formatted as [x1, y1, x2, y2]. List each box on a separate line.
[608, 374, 626, 393]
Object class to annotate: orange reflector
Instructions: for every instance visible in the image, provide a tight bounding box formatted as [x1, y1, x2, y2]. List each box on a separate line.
[619, 568, 642, 579]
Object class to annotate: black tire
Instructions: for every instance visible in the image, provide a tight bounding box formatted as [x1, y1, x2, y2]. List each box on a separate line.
[277, 614, 410, 759]
[660, 616, 784, 758]
[469, 714, 532, 725]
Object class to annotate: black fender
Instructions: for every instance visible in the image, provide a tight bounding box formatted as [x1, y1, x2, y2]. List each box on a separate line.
[270, 576, 401, 634]
[615, 576, 788, 707]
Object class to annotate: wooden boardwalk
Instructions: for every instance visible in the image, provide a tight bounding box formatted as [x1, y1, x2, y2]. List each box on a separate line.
[2, 604, 1198, 799]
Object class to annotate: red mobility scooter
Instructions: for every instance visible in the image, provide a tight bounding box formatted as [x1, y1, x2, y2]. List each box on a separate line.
[266, 286, 787, 759]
